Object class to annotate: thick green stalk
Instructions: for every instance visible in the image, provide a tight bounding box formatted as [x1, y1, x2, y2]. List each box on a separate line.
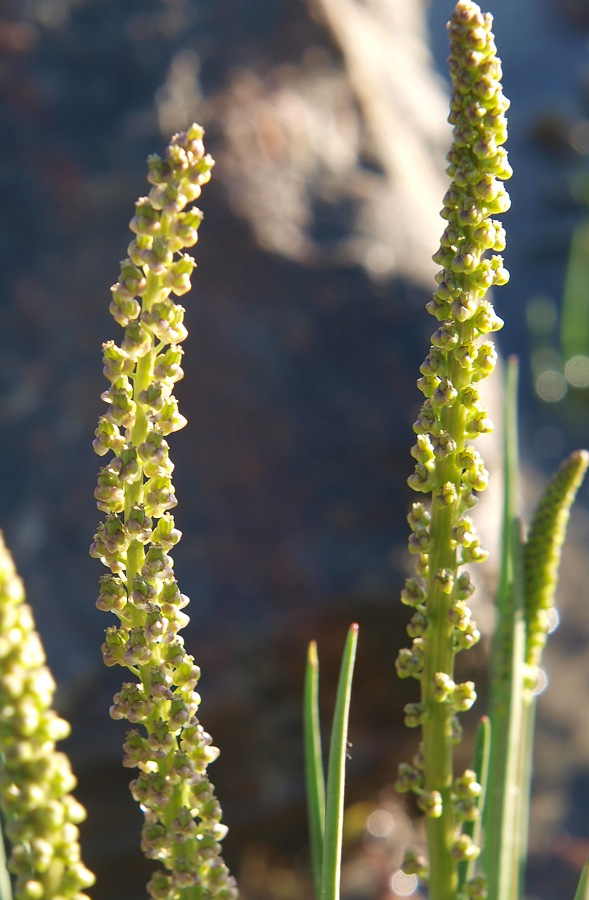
[395, 3, 511, 896]
[421, 325, 473, 897]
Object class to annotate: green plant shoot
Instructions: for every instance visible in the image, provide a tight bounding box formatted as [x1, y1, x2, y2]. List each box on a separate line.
[395, 2, 511, 896]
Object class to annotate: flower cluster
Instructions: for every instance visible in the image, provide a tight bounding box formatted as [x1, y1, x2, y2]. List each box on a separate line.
[0, 531, 94, 900]
[523, 449, 589, 694]
[396, 1, 511, 891]
[91, 124, 237, 899]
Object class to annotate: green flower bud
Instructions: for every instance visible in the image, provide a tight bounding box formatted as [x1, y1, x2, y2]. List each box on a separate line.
[153, 396, 188, 435]
[171, 208, 203, 248]
[402, 848, 429, 878]
[154, 345, 184, 382]
[162, 254, 196, 296]
[419, 790, 443, 818]
[93, 417, 125, 456]
[396, 647, 424, 680]
[130, 197, 162, 236]
[110, 285, 141, 326]
[432, 672, 455, 702]
[122, 320, 153, 359]
[126, 505, 153, 542]
[96, 575, 128, 613]
[395, 762, 423, 794]
[453, 680, 477, 712]
[101, 382, 136, 429]
[404, 702, 426, 729]
[144, 475, 178, 517]
[151, 513, 182, 550]
[451, 833, 480, 861]
[102, 340, 134, 381]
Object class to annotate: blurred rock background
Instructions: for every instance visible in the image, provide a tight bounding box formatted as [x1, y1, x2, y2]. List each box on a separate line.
[0, 0, 589, 898]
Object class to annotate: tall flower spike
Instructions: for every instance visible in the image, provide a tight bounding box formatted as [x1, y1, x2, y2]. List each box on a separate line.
[396, 3, 511, 896]
[0, 531, 95, 900]
[524, 449, 589, 692]
[91, 125, 238, 900]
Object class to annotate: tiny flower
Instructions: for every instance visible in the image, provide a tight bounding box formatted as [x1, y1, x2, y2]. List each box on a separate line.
[418, 790, 443, 818]
[451, 833, 480, 861]
[395, 762, 423, 794]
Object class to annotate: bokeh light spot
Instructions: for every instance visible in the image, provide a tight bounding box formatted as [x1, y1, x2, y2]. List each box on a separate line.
[536, 370, 567, 402]
[366, 808, 395, 837]
[390, 869, 418, 896]
[565, 355, 589, 388]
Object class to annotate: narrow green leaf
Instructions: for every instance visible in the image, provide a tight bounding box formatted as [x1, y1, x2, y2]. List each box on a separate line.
[484, 356, 527, 900]
[458, 715, 490, 891]
[574, 860, 589, 900]
[304, 640, 326, 898]
[320, 624, 359, 900]
[515, 696, 536, 894]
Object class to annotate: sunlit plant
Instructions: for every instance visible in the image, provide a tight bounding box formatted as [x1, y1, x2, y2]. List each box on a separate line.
[392, 4, 589, 900]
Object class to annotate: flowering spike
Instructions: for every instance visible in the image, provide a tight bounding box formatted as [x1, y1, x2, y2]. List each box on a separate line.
[396, 2, 511, 894]
[91, 124, 237, 900]
[523, 449, 588, 687]
[0, 531, 95, 900]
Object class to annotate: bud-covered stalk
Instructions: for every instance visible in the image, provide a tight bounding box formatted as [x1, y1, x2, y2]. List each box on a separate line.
[395, 3, 511, 897]
[91, 125, 237, 900]
[524, 449, 589, 690]
[0, 531, 95, 900]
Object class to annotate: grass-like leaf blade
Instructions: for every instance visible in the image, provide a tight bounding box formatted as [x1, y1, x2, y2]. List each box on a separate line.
[304, 640, 326, 898]
[574, 860, 589, 900]
[484, 356, 527, 900]
[320, 624, 359, 900]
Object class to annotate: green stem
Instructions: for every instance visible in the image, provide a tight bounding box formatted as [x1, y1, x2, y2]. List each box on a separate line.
[125, 272, 160, 586]
[421, 324, 473, 900]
